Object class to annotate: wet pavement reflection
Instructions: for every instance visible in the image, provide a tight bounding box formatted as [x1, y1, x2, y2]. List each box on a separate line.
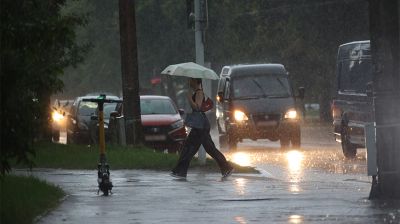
[234, 178, 248, 196]
[288, 214, 303, 224]
[32, 124, 400, 223]
[226, 144, 368, 178]
[26, 168, 400, 224]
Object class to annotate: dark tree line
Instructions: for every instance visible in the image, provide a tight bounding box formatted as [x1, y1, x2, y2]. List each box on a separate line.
[62, 0, 369, 120]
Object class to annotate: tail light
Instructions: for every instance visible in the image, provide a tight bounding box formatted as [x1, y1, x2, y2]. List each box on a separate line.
[331, 101, 342, 119]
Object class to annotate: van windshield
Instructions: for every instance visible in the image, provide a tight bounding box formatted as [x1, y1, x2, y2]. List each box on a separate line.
[231, 74, 291, 99]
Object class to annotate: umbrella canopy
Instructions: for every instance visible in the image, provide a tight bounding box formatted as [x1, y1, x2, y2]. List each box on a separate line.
[161, 62, 219, 80]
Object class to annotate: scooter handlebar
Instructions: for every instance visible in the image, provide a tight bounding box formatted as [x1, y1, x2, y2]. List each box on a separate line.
[82, 98, 122, 103]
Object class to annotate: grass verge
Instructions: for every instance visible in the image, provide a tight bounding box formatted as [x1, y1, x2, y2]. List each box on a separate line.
[15, 142, 258, 174]
[0, 175, 64, 224]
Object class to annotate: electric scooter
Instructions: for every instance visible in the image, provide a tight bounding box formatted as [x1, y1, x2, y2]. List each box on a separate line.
[83, 94, 122, 196]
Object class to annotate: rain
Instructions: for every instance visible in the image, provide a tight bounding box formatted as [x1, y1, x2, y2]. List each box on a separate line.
[1, 0, 400, 223]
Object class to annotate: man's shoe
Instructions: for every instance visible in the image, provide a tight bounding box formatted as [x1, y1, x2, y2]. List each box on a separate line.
[170, 172, 186, 179]
[222, 167, 234, 178]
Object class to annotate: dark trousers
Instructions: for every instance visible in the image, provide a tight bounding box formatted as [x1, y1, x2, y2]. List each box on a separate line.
[172, 127, 232, 177]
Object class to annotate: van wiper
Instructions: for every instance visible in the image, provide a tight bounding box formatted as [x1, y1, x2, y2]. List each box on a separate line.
[233, 96, 261, 100]
[276, 78, 291, 95]
[252, 78, 268, 97]
[268, 94, 290, 98]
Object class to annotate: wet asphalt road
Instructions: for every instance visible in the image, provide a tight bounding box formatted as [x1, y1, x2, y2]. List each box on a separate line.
[19, 123, 400, 223]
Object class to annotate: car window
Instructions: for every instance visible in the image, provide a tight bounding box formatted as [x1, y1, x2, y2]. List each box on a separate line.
[140, 99, 177, 115]
[78, 101, 97, 116]
[339, 59, 373, 93]
[103, 103, 117, 118]
[338, 43, 361, 60]
[231, 74, 291, 98]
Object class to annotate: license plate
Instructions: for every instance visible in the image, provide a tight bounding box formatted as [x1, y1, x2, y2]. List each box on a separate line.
[145, 135, 166, 141]
[257, 120, 277, 127]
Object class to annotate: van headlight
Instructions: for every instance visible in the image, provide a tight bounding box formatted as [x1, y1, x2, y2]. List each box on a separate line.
[234, 110, 249, 122]
[284, 109, 298, 119]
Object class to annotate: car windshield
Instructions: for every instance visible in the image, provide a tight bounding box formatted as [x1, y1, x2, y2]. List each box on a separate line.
[78, 101, 97, 116]
[140, 99, 177, 115]
[231, 74, 292, 99]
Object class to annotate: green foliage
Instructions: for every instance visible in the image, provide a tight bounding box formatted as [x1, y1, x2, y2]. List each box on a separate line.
[60, 0, 195, 98]
[61, 0, 122, 97]
[0, 0, 87, 174]
[0, 175, 65, 224]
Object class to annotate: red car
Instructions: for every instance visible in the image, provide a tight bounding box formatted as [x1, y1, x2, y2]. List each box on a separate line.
[115, 95, 186, 153]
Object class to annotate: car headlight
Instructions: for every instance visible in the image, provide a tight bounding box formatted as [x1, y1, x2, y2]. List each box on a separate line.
[284, 109, 298, 119]
[171, 119, 184, 129]
[234, 110, 248, 122]
[52, 111, 64, 122]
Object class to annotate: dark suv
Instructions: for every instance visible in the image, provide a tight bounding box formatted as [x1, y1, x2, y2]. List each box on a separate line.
[66, 94, 120, 144]
[332, 40, 374, 158]
[216, 64, 304, 150]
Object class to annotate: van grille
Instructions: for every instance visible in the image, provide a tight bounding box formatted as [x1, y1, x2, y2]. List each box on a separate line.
[251, 113, 281, 123]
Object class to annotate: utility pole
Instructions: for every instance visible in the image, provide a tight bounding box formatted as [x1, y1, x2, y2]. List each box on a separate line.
[194, 0, 208, 164]
[369, 0, 400, 198]
[119, 0, 143, 145]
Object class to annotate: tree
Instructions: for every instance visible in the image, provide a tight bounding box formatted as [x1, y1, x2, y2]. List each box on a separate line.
[119, 0, 143, 144]
[0, 0, 87, 174]
[60, 0, 122, 98]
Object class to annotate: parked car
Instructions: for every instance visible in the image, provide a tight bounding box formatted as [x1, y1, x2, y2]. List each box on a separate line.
[331, 40, 374, 158]
[216, 64, 305, 150]
[89, 100, 122, 144]
[66, 94, 120, 144]
[51, 99, 74, 142]
[113, 95, 186, 153]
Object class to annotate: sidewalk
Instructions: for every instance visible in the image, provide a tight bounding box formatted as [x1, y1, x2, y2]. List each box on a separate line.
[16, 168, 399, 224]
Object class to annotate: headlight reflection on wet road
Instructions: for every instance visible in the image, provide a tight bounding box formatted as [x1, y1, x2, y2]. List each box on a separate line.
[234, 216, 248, 224]
[234, 178, 248, 195]
[288, 214, 303, 224]
[231, 152, 252, 167]
[286, 150, 304, 193]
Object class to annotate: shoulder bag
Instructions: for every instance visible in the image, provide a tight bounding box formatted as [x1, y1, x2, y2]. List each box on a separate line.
[200, 95, 214, 112]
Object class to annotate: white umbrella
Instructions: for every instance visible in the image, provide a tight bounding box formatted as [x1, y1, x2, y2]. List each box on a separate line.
[161, 62, 219, 80]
